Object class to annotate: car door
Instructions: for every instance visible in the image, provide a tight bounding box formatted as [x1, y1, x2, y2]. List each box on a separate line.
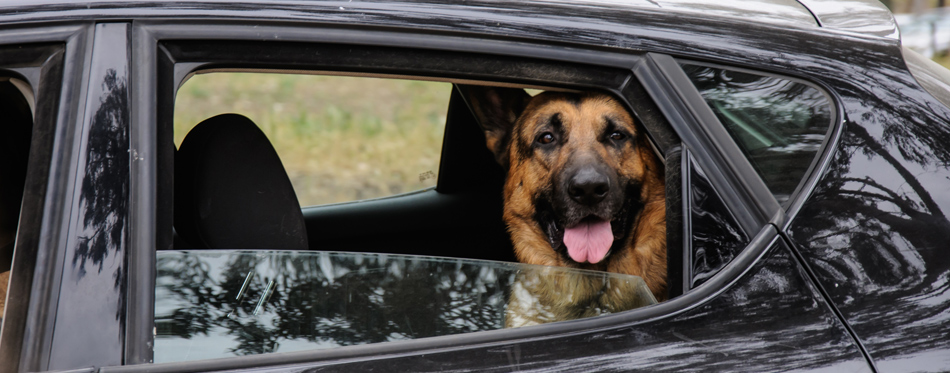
[89, 17, 875, 372]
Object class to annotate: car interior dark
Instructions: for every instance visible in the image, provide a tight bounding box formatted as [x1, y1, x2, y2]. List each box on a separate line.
[173, 113, 309, 251]
[0, 78, 33, 319]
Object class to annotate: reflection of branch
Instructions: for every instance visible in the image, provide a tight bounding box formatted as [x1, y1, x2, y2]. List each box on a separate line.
[838, 190, 918, 221]
[841, 176, 904, 200]
[850, 124, 946, 219]
[808, 226, 857, 243]
[82, 224, 108, 243]
[839, 189, 901, 207]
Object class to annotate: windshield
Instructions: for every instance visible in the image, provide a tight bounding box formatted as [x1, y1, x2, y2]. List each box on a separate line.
[154, 250, 656, 363]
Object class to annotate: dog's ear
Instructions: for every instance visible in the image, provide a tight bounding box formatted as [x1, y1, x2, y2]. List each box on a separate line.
[456, 84, 531, 167]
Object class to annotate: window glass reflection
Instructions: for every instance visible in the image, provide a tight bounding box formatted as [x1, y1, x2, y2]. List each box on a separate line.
[688, 155, 749, 288]
[154, 251, 656, 363]
[681, 63, 834, 204]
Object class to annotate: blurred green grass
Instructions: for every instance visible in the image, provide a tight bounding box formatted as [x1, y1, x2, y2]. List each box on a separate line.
[934, 54, 950, 69]
[175, 73, 451, 206]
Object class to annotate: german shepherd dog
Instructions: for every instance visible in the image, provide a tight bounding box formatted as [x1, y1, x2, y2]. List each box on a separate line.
[459, 86, 667, 310]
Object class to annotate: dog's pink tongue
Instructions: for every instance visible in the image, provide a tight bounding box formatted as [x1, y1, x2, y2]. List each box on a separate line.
[563, 219, 613, 263]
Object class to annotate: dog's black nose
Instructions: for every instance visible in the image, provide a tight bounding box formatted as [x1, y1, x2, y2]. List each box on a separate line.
[568, 167, 610, 206]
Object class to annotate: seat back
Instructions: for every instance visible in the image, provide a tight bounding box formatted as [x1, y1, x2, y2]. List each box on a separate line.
[174, 114, 308, 250]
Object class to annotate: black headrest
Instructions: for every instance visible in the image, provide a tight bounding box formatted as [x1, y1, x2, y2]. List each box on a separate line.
[175, 114, 308, 250]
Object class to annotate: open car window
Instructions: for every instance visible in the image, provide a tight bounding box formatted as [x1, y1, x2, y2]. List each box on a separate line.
[163, 64, 676, 362]
[164, 63, 672, 362]
[175, 73, 451, 207]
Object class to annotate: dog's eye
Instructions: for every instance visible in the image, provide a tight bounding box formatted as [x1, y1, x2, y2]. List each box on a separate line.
[537, 132, 556, 145]
[609, 131, 626, 141]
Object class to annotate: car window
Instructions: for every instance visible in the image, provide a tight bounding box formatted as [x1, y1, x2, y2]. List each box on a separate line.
[687, 155, 748, 288]
[156, 39, 679, 366]
[680, 63, 834, 205]
[163, 74, 672, 362]
[175, 73, 450, 207]
[0, 78, 33, 324]
[153, 250, 656, 363]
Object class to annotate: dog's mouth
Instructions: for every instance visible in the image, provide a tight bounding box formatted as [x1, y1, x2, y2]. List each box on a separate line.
[535, 183, 642, 266]
[537, 206, 628, 265]
[562, 216, 615, 264]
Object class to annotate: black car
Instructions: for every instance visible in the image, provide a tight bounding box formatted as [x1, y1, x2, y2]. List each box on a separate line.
[1, 0, 949, 371]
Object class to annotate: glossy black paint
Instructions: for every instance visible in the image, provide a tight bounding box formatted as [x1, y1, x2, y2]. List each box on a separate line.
[786, 43, 950, 371]
[46, 23, 131, 370]
[0, 0, 946, 372]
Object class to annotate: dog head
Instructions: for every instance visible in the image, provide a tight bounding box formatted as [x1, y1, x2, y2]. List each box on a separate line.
[460, 85, 664, 272]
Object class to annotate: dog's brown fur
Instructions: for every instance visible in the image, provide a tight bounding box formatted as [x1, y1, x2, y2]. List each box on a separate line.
[461, 86, 667, 302]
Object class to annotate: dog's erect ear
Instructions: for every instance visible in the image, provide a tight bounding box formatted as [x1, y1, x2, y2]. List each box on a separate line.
[456, 84, 532, 167]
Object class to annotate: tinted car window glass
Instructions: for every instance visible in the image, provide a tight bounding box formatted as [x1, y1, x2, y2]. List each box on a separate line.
[175, 73, 450, 207]
[154, 251, 656, 362]
[687, 155, 749, 288]
[681, 64, 833, 204]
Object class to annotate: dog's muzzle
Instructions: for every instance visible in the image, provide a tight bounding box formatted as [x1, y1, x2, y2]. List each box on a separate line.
[545, 160, 626, 264]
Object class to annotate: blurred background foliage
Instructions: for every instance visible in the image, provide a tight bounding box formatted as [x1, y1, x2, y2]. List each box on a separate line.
[890, 0, 950, 65]
[884, 0, 945, 12]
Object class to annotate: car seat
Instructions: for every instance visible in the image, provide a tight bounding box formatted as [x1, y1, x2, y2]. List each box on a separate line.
[174, 113, 308, 249]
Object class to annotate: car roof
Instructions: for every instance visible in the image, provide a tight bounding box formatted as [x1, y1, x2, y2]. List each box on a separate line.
[0, 0, 897, 41]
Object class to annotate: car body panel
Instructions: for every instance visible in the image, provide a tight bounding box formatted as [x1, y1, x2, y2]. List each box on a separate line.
[0, 0, 818, 30]
[785, 36, 950, 371]
[45, 22, 131, 371]
[0, 0, 947, 372]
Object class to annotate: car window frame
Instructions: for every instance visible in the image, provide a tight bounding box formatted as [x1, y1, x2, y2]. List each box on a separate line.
[637, 53, 782, 233]
[639, 53, 845, 293]
[0, 30, 74, 372]
[665, 58, 843, 292]
[674, 58, 842, 212]
[120, 20, 788, 372]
